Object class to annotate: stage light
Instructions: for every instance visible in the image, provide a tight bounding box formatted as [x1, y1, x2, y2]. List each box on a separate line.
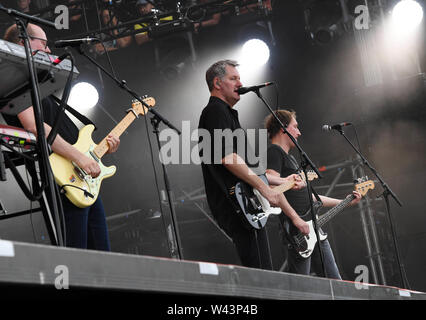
[68, 82, 99, 110]
[241, 39, 270, 67]
[303, 0, 346, 45]
[392, 0, 424, 33]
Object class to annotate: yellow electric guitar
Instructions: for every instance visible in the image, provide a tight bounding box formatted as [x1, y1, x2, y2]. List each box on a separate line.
[49, 97, 155, 208]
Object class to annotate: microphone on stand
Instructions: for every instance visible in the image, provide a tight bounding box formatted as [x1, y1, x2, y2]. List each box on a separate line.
[54, 37, 100, 48]
[322, 122, 352, 131]
[51, 53, 70, 66]
[236, 82, 274, 95]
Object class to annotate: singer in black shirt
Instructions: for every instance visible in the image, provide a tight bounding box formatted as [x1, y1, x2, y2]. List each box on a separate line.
[198, 60, 309, 269]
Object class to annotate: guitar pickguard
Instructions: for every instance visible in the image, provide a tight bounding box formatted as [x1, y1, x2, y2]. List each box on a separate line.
[49, 125, 116, 208]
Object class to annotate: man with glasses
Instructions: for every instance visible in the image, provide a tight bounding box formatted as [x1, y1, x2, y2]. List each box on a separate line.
[3, 23, 121, 251]
[3, 22, 50, 53]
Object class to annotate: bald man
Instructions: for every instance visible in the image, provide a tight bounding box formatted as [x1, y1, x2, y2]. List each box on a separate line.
[3, 23, 120, 251]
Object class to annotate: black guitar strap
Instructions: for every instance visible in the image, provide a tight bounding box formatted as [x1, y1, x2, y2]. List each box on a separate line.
[311, 186, 322, 203]
[50, 95, 97, 129]
[204, 164, 242, 215]
[287, 153, 322, 203]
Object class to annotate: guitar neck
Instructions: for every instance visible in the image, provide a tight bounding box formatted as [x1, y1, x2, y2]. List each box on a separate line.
[318, 194, 354, 228]
[272, 180, 295, 194]
[93, 111, 138, 159]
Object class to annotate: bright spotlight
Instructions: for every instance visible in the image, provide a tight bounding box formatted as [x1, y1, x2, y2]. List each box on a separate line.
[392, 0, 424, 33]
[68, 82, 99, 110]
[241, 39, 270, 67]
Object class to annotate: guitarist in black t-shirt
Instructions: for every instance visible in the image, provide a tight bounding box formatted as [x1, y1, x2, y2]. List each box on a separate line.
[3, 23, 120, 250]
[264, 109, 361, 279]
[198, 60, 309, 269]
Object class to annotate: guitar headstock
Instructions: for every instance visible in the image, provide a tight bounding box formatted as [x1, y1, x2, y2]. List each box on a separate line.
[131, 97, 156, 116]
[355, 177, 375, 196]
[300, 170, 319, 182]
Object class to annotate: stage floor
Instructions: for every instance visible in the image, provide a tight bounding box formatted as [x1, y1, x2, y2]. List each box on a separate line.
[0, 239, 424, 302]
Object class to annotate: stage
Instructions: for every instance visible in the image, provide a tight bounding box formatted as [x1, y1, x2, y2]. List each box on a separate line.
[0, 239, 424, 303]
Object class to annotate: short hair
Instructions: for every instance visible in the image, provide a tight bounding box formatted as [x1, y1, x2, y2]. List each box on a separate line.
[3, 23, 37, 44]
[264, 109, 297, 139]
[205, 59, 239, 92]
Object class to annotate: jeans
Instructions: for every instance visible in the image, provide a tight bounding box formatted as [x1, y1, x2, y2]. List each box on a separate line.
[61, 195, 111, 251]
[287, 239, 341, 280]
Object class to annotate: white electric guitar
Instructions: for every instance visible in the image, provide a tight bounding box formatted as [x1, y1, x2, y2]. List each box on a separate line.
[289, 178, 375, 258]
[49, 97, 155, 208]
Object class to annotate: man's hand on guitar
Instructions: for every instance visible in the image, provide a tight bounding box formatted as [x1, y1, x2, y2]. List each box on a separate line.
[291, 173, 306, 190]
[75, 153, 101, 178]
[292, 216, 310, 235]
[258, 184, 282, 207]
[349, 191, 362, 206]
[106, 134, 120, 154]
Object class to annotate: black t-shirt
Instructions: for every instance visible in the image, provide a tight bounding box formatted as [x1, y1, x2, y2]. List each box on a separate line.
[2, 96, 79, 145]
[266, 144, 311, 217]
[198, 96, 244, 233]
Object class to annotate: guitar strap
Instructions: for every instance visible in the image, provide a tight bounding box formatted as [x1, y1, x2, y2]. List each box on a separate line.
[282, 154, 323, 243]
[50, 95, 97, 130]
[204, 164, 242, 215]
[288, 153, 322, 203]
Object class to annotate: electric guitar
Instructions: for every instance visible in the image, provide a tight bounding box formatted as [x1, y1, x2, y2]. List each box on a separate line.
[231, 171, 318, 229]
[49, 97, 155, 208]
[289, 178, 375, 258]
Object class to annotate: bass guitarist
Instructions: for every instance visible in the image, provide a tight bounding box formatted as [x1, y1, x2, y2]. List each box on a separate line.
[264, 109, 361, 279]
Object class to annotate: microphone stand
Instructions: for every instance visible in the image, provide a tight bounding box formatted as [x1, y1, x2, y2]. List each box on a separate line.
[0, 5, 64, 246]
[150, 115, 183, 259]
[76, 47, 181, 133]
[252, 89, 328, 278]
[334, 127, 409, 289]
[75, 46, 184, 259]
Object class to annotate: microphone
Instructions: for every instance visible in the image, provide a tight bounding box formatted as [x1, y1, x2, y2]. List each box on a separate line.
[51, 53, 69, 66]
[322, 122, 352, 131]
[236, 82, 274, 95]
[54, 37, 99, 48]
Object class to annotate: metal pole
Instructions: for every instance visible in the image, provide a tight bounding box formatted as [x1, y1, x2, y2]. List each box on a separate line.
[356, 156, 387, 285]
[351, 163, 379, 284]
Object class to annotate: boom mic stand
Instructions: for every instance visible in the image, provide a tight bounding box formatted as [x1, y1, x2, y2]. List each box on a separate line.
[0, 5, 64, 246]
[74, 46, 183, 259]
[333, 126, 409, 289]
[251, 88, 328, 277]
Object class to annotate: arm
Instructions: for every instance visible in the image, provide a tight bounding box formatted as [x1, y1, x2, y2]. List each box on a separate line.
[135, 32, 150, 46]
[317, 192, 362, 207]
[116, 35, 132, 48]
[18, 107, 119, 177]
[194, 13, 221, 32]
[223, 153, 309, 235]
[266, 168, 305, 190]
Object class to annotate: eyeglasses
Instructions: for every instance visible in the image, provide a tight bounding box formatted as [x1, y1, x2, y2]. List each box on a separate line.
[28, 35, 49, 50]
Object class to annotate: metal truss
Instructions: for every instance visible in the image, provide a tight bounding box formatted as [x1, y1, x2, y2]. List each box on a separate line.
[315, 155, 387, 285]
[29, 0, 274, 42]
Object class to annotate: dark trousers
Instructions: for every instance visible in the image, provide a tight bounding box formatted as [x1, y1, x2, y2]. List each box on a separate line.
[61, 195, 111, 251]
[229, 218, 273, 270]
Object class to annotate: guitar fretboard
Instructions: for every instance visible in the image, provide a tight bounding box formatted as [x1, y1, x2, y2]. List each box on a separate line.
[318, 194, 355, 228]
[93, 111, 138, 159]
